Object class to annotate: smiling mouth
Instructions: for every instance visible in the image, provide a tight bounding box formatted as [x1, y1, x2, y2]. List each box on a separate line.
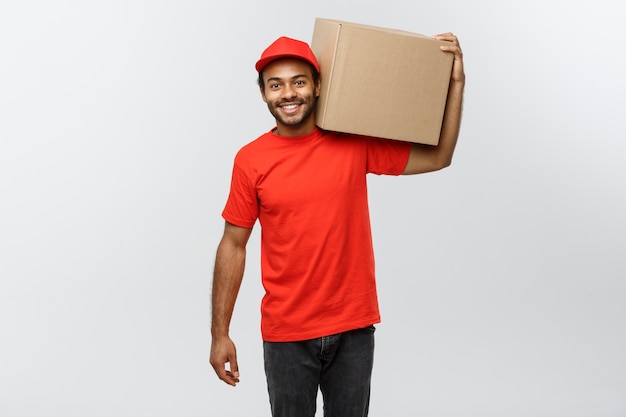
[279, 102, 301, 114]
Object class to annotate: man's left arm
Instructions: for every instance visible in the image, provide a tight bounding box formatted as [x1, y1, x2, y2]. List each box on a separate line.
[402, 32, 465, 175]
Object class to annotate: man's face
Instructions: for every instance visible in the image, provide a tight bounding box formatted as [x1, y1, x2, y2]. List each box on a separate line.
[260, 58, 320, 134]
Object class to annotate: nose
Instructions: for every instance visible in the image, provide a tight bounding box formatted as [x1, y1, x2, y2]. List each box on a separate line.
[282, 84, 297, 99]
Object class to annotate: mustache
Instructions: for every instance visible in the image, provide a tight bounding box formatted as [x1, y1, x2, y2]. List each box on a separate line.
[275, 98, 305, 105]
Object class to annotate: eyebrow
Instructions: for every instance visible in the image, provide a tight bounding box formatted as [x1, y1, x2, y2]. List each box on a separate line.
[266, 74, 308, 84]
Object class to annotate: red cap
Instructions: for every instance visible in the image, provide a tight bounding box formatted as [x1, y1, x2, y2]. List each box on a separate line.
[255, 36, 320, 73]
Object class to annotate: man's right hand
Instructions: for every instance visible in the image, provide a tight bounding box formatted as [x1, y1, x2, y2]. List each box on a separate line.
[210, 336, 240, 386]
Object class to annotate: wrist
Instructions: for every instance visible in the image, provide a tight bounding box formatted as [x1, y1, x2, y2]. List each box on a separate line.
[211, 323, 230, 338]
[451, 75, 465, 87]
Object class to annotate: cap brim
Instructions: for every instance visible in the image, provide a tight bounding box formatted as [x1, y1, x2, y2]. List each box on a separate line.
[255, 54, 318, 72]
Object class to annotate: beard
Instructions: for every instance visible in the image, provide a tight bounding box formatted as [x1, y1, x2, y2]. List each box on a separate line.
[267, 93, 317, 128]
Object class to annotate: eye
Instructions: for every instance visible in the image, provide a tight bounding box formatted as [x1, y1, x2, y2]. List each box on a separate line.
[269, 83, 280, 89]
[295, 80, 305, 86]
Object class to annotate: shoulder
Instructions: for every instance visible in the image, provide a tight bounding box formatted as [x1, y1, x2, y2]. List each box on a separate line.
[322, 130, 409, 150]
[320, 129, 367, 146]
[234, 131, 274, 160]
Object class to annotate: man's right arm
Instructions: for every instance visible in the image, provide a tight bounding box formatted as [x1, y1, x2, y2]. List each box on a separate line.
[209, 221, 253, 386]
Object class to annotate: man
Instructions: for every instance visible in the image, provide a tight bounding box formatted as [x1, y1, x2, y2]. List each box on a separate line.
[210, 33, 464, 416]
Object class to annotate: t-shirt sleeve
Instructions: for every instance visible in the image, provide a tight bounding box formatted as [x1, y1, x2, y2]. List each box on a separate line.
[364, 137, 412, 175]
[221, 159, 258, 228]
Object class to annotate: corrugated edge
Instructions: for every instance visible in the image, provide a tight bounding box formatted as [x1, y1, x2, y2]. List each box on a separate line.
[311, 18, 342, 128]
[430, 51, 454, 145]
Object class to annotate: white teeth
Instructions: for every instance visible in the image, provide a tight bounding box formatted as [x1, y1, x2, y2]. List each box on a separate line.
[282, 104, 298, 110]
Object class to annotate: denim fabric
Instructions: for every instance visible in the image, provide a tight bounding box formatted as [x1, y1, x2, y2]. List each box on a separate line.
[263, 325, 376, 417]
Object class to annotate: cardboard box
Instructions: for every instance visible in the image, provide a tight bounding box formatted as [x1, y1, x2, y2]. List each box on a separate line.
[311, 18, 453, 145]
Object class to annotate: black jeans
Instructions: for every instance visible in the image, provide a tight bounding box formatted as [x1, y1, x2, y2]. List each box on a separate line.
[263, 325, 376, 417]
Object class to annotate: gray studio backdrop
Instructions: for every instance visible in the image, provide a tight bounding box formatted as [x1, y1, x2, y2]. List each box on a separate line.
[1, 1, 624, 416]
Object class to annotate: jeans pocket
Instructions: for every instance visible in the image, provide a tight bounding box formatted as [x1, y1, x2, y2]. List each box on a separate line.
[359, 324, 376, 334]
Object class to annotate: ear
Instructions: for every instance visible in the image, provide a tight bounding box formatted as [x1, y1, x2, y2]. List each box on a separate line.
[315, 77, 321, 98]
[260, 85, 268, 103]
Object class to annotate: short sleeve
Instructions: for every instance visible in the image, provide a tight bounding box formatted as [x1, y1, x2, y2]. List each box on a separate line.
[221, 160, 259, 228]
[364, 137, 411, 175]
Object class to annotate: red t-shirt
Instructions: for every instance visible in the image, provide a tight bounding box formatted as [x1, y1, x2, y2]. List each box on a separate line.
[222, 127, 411, 342]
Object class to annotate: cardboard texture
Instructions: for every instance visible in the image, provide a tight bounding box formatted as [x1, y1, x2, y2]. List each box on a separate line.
[311, 18, 454, 145]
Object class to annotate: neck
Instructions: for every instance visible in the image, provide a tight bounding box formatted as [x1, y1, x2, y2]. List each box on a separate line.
[274, 119, 317, 137]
